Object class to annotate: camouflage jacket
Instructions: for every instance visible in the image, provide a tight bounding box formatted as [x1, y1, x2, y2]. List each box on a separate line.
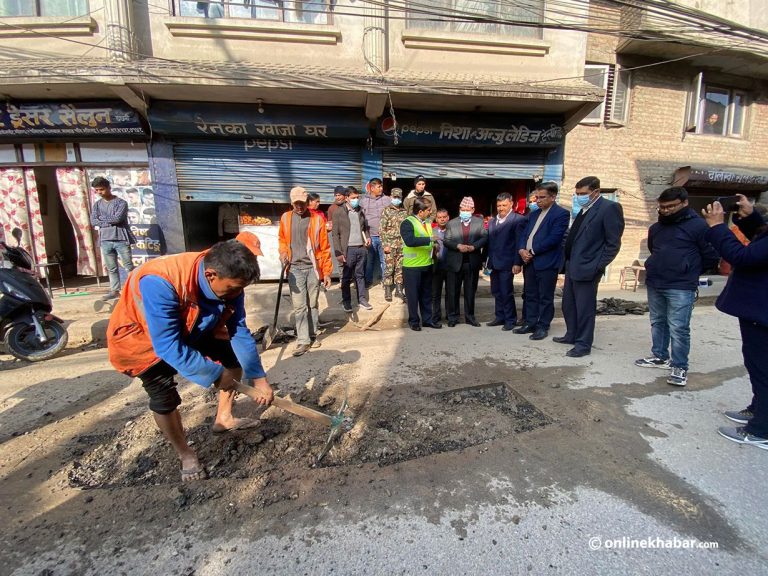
[380, 204, 408, 248]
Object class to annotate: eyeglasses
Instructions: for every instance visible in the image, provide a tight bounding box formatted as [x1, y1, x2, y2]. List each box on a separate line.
[657, 201, 683, 213]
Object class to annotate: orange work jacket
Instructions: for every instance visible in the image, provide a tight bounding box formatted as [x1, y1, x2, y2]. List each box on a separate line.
[278, 211, 333, 279]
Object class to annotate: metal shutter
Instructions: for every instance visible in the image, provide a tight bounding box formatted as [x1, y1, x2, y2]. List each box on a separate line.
[382, 148, 545, 180]
[174, 140, 363, 203]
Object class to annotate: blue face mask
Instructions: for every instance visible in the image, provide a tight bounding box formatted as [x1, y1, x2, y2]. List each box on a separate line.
[459, 211, 472, 221]
[349, 198, 360, 209]
[573, 193, 592, 209]
[391, 198, 402, 206]
[529, 202, 539, 212]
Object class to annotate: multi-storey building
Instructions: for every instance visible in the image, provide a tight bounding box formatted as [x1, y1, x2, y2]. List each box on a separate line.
[565, 0, 768, 282]
[0, 0, 600, 278]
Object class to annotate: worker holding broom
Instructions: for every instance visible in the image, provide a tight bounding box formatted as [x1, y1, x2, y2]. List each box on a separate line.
[107, 233, 273, 482]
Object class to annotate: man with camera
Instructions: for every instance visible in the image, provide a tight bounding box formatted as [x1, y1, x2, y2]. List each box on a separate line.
[703, 194, 768, 450]
[635, 187, 719, 386]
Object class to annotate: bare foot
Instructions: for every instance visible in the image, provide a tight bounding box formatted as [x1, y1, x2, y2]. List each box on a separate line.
[180, 454, 206, 483]
[211, 416, 261, 434]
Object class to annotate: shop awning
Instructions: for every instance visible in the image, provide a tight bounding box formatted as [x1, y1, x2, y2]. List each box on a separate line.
[673, 165, 768, 191]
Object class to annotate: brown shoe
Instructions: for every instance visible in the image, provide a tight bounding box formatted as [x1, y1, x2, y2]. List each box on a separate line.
[292, 344, 311, 357]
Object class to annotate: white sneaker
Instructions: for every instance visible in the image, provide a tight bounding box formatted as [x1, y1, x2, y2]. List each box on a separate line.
[667, 367, 687, 386]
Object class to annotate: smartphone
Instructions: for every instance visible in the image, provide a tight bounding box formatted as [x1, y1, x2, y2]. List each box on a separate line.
[715, 195, 740, 212]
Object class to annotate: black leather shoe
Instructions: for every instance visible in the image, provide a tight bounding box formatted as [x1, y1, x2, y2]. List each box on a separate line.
[529, 329, 548, 340]
[423, 322, 442, 329]
[410, 325, 422, 332]
[501, 323, 516, 331]
[513, 324, 535, 334]
[464, 317, 480, 327]
[552, 336, 574, 345]
[447, 321, 457, 327]
[566, 347, 590, 357]
[487, 319, 505, 327]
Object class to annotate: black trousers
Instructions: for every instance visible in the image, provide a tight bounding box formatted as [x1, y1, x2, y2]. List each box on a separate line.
[431, 267, 449, 323]
[523, 265, 559, 331]
[447, 262, 480, 322]
[341, 246, 368, 305]
[740, 319, 768, 438]
[561, 272, 601, 352]
[403, 265, 433, 327]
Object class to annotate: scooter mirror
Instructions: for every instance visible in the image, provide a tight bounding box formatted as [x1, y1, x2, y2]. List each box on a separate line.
[11, 227, 22, 246]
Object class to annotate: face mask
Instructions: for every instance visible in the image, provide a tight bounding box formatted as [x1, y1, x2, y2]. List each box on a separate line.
[391, 198, 402, 206]
[571, 204, 581, 219]
[459, 211, 472, 221]
[349, 198, 360, 209]
[573, 193, 592, 209]
[529, 202, 539, 212]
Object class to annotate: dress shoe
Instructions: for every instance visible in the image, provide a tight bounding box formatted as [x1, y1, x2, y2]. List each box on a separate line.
[501, 323, 516, 331]
[423, 322, 442, 329]
[447, 321, 457, 327]
[552, 336, 574, 345]
[513, 324, 535, 334]
[529, 329, 548, 340]
[410, 325, 422, 332]
[465, 317, 480, 327]
[487, 319, 505, 327]
[566, 347, 590, 358]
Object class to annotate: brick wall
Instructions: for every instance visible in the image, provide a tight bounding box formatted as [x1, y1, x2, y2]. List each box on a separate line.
[564, 62, 768, 285]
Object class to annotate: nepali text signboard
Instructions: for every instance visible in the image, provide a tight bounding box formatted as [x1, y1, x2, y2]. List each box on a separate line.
[0, 102, 146, 139]
[377, 112, 564, 148]
[148, 102, 370, 140]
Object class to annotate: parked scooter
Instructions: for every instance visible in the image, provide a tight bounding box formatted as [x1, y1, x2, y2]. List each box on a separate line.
[0, 229, 68, 361]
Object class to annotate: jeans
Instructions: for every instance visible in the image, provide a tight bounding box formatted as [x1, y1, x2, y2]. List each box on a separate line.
[341, 246, 369, 306]
[740, 319, 768, 437]
[365, 236, 386, 285]
[288, 265, 320, 346]
[647, 286, 695, 370]
[101, 240, 134, 294]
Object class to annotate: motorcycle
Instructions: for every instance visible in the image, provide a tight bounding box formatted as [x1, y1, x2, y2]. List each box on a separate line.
[0, 231, 68, 361]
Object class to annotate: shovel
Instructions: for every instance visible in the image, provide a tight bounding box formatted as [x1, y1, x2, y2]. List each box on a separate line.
[263, 261, 290, 351]
[234, 381, 353, 464]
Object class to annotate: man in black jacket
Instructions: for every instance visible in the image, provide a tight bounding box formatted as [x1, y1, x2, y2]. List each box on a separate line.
[331, 186, 371, 312]
[635, 187, 719, 386]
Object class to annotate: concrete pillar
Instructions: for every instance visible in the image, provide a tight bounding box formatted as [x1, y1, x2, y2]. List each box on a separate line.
[104, 0, 135, 61]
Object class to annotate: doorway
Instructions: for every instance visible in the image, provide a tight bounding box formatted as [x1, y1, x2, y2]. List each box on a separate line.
[33, 167, 79, 279]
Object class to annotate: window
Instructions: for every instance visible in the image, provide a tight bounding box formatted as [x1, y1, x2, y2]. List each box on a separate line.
[177, 0, 331, 24]
[0, 0, 88, 17]
[582, 64, 631, 125]
[686, 73, 747, 137]
[406, 0, 544, 38]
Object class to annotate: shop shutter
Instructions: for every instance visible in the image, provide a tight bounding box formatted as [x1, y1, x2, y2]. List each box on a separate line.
[381, 149, 546, 180]
[174, 140, 363, 203]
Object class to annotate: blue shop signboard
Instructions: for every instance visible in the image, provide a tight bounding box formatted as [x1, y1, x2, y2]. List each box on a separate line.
[377, 112, 564, 147]
[148, 102, 370, 140]
[0, 101, 146, 138]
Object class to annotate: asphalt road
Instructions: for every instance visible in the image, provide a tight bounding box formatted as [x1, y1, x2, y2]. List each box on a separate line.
[2, 306, 766, 576]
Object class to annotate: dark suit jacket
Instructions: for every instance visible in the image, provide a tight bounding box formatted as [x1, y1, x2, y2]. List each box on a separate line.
[443, 216, 488, 272]
[564, 196, 625, 281]
[515, 204, 570, 271]
[486, 213, 527, 271]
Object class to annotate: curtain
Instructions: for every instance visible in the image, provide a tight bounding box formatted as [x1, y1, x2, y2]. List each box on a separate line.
[56, 167, 101, 276]
[0, 168, 48, 267]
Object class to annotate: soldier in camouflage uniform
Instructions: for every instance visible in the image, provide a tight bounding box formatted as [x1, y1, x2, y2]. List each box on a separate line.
[380, 187, 408, 302]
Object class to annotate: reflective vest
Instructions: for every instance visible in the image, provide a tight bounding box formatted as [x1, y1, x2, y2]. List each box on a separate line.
[107, 252, 209, 377]
[402, 216, 433, 268]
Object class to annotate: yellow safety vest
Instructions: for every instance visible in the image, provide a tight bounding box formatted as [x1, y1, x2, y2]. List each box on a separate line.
[402, 216, 433, 268]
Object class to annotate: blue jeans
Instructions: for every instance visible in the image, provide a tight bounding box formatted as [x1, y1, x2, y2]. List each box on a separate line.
[101, 240, 134, 294]
[647, 286, 695, 370]
[365, 236, 386, 285]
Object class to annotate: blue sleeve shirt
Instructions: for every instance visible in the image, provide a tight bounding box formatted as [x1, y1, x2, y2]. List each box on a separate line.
[139, 263, 267, 387]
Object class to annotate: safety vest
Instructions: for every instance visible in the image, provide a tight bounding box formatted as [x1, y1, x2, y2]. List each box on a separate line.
[107, 251, 210, 377]
[402, 216, 433, 268]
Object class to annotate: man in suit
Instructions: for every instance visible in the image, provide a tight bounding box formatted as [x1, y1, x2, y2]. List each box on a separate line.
[486, 192, 528, 330]
[443, 197, 488, 327]
[554, 176, 625, 357]
[513, 182, 570, 341]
